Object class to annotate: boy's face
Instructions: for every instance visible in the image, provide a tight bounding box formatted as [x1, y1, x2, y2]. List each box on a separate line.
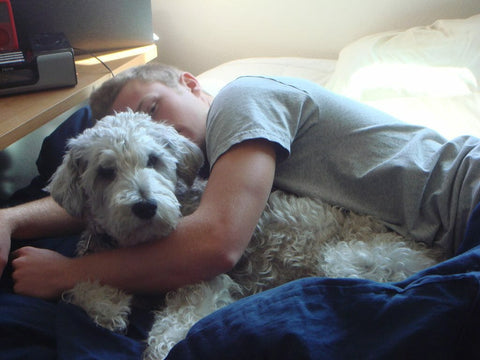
[111, 74, 211, 149]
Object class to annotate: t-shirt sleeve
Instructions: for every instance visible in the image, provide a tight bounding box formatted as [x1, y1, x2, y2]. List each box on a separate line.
[205, 76, 307, 168]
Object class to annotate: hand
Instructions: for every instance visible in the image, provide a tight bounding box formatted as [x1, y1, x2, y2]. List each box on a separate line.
[11, 246, 72, 299]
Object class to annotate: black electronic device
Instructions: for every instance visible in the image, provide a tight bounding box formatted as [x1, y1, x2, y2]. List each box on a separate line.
[0, 0, 18, 51]
[0, 32, 77, 96]
[11, 0, 153, 53]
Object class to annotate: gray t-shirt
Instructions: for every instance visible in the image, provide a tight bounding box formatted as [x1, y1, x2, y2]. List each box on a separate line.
[206, 76, 480, 255]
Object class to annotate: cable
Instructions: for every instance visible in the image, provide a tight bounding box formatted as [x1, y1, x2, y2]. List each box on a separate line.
[73, 48, 115, 77]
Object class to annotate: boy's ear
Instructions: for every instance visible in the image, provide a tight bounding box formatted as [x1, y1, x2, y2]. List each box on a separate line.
[180, 72, 202, 94]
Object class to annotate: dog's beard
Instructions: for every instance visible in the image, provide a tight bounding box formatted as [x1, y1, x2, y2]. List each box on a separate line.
[115, 216, 180, 247]
[85, 176, 183, 247]
[89, 200, 182, 248]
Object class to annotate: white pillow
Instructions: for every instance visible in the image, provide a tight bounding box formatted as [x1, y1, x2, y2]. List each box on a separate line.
[326, 14, 480, 101]
[197, 57, 336, 96]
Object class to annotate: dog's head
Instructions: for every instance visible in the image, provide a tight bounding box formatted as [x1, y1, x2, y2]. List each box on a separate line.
[46, 110, 205, 246]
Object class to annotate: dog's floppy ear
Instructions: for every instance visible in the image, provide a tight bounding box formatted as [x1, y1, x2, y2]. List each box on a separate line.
[174, 135, 205, 186]
[153, 123, 204, 186]
[44, 139, 87, 218]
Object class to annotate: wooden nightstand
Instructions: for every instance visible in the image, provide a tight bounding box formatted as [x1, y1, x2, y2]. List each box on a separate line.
[0, 44, 157, 149]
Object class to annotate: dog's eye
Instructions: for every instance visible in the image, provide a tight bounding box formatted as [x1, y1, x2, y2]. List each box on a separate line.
[97, 166, 116, 181]
[147, 154, 159, 168]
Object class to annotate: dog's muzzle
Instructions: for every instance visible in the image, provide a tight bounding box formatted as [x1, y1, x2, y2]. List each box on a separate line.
[132, 199, 158, 219]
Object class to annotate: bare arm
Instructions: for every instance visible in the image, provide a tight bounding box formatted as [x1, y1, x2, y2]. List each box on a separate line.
[0, 196, 84, 276]
[3, 196, 85, 239]
[11, 139, 276, 298]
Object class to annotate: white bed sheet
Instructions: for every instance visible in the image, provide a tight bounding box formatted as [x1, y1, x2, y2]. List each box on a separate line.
[197, 14, 480, 140]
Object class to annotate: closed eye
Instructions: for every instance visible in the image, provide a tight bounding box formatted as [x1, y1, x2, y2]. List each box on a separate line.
[148, 101, 158, 116]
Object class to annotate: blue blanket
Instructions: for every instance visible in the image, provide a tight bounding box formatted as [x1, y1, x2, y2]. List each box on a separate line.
[2, 107, 480, 359]
[167, 245, 480, 359]
[1, 236, 154, 360]
[3, 236, 480, 359]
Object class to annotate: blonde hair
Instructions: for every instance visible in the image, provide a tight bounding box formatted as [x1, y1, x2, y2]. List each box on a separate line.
[89, 62, 183, 121]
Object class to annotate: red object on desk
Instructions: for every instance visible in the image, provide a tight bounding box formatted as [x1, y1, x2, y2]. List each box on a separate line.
[0, 0, 19, 51]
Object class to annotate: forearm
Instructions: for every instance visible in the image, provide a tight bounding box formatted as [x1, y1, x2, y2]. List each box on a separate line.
[3, 196, 85, 239]
[11, 209, 231, 299]
[63, 212, 231, 294]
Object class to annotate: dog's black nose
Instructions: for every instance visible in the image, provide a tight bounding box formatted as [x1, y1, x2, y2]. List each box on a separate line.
[132, 199, 158, 219]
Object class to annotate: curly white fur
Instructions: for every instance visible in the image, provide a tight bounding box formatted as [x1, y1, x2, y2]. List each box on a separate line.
[47, 111, 442, 359]
[62, 281, 133, 331]
[146, 275, 241, 359]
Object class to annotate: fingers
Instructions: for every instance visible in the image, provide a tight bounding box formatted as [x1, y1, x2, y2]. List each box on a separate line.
[10, 246, 32, 264]
[10, 247, 37, 293]
[9, 246, 70, 299]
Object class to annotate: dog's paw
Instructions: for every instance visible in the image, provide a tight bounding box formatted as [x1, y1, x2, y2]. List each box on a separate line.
[62, 281, 133, 332]
[144, 275, 239, 360]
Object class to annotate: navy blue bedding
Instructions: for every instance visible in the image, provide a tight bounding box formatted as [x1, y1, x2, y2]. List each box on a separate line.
[167, 244, 480, 359]
[1, 236, 154, 360]
[1, 107, 480, 359]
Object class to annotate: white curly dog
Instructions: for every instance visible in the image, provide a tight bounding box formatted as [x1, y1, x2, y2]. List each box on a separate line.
[46, 111, 441, 359]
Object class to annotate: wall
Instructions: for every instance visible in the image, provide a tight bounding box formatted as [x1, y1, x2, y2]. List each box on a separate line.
[151, 0, 480, 75]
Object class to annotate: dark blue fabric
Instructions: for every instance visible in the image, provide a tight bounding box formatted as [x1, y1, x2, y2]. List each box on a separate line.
[457, 201, 480, 255]
[56, 301, 149, 360]
[8, 106, 94, 206]
[167, 245, 480, 360]
[36, 106, 94, 182]
[0, 291, 152, 360]
[1, 236, 153, 360]
[0, 293, 57, 360]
